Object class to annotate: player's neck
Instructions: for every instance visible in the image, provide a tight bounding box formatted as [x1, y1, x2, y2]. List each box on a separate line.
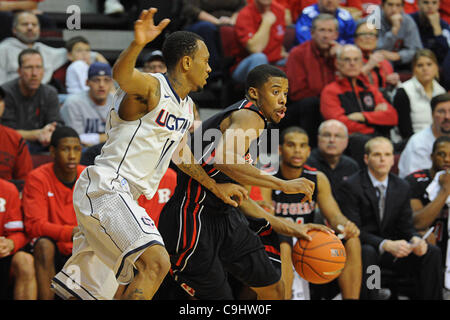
[166, 72, 189, 100]
[280, 162, 303, 180]
[53, 164, 77, 185]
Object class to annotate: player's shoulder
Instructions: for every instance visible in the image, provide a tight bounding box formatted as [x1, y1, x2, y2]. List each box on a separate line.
[303, 164, 318, 174]
[0, 178, 18, 194]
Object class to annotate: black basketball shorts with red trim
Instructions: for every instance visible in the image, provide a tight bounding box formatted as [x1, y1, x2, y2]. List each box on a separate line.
[157, 178, 281, 300]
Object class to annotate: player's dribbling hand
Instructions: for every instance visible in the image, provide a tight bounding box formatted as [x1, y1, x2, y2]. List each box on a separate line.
[292, 223, 334, 241]
[215, 183, 248, 207]
[134, 8, 171, 46]
[281, 178, 315, 202]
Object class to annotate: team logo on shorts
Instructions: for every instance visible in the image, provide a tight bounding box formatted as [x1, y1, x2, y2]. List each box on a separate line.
[141, 216, 155, 228]
[180, 282, 195, 296]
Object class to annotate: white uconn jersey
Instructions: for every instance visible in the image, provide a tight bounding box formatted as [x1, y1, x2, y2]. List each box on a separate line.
[94, 73, 193, 199]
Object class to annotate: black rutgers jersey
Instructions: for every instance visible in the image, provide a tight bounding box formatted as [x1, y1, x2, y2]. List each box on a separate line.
[272, 165, 318, 224]
[405, 169, 449, 258]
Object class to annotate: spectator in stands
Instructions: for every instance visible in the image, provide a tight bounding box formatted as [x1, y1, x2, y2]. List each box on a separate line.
[137, 168, 177, 228]
[181, 0, 246, 81]
[65, 36, 96, 94]
[0, 178, 37, 300]
[393, 49, 446, 140]
[231, 0, 287, 84]
[260, 126, 362, 300]
[0, 0, 56, 42]
[375, 0, 423, 69]
[411, 0, 450, 65]
[405, 136, 450, 298]
[295, 0, 356, 45]
[354, 21, 400, 96]
[337, 136, 443, 300]
[1, 48, 62, 154]
[307, 119, 360, 197]
[23, 126, 84, 300]
[282, 14, 339, 147]
[320, 44, 398, 167]
[142, 49, 167, 74]
[0, 86, 33, 187]
[398, 93, 450, 178]
[0, 11, 105, 86]
[60, 62, 113, 148]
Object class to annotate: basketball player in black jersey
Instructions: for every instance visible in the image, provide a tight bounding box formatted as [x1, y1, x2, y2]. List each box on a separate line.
[260, 126, 362, 299]
[158, 65, 333, 300]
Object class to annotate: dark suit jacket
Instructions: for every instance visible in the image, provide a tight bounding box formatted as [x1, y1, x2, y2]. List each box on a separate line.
[336, 169, 419, 250]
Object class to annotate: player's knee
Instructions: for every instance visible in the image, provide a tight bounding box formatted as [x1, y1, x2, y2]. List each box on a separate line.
[33, 238, 55, 265]
[135, 245, 170, 279]
[11, 251, 36, 280]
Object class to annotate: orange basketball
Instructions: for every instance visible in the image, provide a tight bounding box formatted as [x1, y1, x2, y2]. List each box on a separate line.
[292, 229, 346, 284]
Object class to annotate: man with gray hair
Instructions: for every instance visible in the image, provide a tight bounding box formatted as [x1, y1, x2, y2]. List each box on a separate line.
[281, 13, 341, 148]
[307, 119, 360, 197]
[320, 44, 398, 167]
[0, 11, 105, 85]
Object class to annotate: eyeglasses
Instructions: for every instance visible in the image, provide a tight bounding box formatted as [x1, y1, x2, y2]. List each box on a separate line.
[355, 32, 378, 38]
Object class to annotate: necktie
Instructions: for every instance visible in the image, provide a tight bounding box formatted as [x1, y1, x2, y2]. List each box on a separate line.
[376, 185, 386, 221]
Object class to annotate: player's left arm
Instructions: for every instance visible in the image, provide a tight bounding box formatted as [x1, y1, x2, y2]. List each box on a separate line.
[316, 171, 360, 239]
[173, 132, 248, 208]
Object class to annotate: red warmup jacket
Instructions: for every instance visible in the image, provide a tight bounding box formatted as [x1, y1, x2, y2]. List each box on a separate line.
[22, 163, 85, 256]
[286, 40, 336, 101]
[0, 178, 29, 254]
[0, 125, 33, 181]
[320, 75, 398, 135]
[138, 168, 177, 227]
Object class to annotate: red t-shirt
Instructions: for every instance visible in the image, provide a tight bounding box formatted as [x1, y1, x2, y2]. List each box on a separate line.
[233, 2, 286, 70]
[0, 125, 33, 182]
[440, 0, 450, 24]
[138, 168, 177, 227]
[0, 178, 29, 254]
[22, 163, 85, 256]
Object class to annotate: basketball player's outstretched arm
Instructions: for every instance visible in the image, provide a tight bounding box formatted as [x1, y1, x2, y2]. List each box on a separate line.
[239, 198, 333, 240]
[316, 172, 360, 239]
[214, 109, 315, 201]
[173, 132, 248, 208]
[112, 8, 170, 120]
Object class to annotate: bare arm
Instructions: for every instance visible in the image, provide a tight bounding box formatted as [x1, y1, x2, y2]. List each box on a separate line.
[112, 8, 170, 120]
[214, 110, 315, 199]
[246, 11, 276, 53]
[316, 172, 360, 239]
[173, 132, 248, 207]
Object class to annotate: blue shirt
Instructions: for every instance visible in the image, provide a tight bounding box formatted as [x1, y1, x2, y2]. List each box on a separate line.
[295, 4, 356, 45]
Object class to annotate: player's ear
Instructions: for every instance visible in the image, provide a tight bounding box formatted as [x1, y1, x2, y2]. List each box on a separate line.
[181, 55, 192, 71]
[247, 87, 258, 101]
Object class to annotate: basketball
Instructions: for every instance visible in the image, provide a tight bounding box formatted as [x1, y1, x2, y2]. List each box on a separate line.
[292, 229, 346, 284]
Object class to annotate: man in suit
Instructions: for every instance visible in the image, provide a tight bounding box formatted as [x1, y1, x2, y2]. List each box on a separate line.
[337, 136, 443, 299]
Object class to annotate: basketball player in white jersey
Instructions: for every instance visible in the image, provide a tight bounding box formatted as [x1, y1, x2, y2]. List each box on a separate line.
[51, 8, 248, 300]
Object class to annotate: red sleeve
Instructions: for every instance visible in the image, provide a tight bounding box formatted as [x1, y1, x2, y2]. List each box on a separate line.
[12, 137, 33, 181]
[320, 84, 372, 134]
[286, 46, 312, 101]
[362, 85, 398, 126]
[2, 181, 28, 254]
[22, 171, 73, 243]
[234, 7, 256, 48]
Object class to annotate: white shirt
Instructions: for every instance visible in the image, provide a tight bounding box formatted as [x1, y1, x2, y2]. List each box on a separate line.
[398, 126, 435, 178]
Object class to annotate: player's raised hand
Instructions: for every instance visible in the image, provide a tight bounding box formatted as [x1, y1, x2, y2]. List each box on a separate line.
[134, 8, 170, 46]
[215, 183, 249, 207]
[281, 177, 315, 201]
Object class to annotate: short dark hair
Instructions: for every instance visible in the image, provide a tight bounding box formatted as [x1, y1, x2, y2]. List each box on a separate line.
[280, 126, 308, 145]
[65, 36, 90, 52]
[431, 93, 450, 112]
[50, 126, 80, 148]
[245, 64, 287, 93]
[432, 136, 450, 154]
[382, 0, 404, 5]
[18, 48, 42, 67]
[162, 31, 204, 72]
